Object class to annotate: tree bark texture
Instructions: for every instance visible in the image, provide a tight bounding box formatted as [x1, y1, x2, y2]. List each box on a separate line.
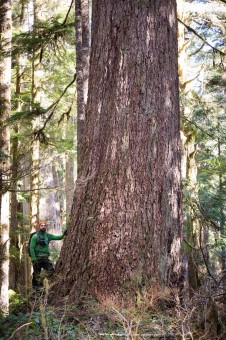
[65, 151, 75, 223]
[75, 0, 90, 175]
[62, 116, 76, 224]
[0, 0, 11, 314]
[54, 0, 182, 303]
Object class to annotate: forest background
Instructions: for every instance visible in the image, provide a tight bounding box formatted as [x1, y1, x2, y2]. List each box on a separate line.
[0, 0, 225, 339]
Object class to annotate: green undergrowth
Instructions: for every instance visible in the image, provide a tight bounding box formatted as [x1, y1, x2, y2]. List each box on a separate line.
[0, 287, 226, 339]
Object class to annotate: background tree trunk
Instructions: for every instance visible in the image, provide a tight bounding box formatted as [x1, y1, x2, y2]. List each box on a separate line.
[177, 2, 201, 295]
[9, 128, 19, 291]
[75, 0, 90, 175]
[0, 0, 11, 314]
[182, 130, 200, 294]
[39, 159, 63, 252]
[53, 0, 183, 304]
[217, 130, 226, 297]
[29, 0, 43, 231]
[9, 52, 22, 292]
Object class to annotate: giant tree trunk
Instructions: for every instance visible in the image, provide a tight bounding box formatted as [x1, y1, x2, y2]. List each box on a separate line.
[53, 0, 182, 303]
[0, 0, 11, 314]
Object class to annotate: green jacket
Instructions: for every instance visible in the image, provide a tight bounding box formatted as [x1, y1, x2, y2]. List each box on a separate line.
[30, 230, 64, 261]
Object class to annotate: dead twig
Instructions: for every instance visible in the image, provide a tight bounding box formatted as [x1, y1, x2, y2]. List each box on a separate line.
[7, 322, 33, 340]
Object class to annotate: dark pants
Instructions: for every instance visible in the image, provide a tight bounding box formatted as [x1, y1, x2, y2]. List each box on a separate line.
[32, 258, 54, 288]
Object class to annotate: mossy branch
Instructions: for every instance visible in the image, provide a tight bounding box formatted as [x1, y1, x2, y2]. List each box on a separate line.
[178, 18, 225, 57]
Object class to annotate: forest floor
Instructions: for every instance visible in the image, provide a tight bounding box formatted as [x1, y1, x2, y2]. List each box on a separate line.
[0, 285, 225, 339]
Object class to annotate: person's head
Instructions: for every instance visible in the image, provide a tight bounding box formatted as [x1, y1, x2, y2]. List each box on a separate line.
[39, 220, 47, 232]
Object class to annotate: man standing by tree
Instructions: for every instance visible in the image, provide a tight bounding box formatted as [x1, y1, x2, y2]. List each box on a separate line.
[30, 221, 66, 288]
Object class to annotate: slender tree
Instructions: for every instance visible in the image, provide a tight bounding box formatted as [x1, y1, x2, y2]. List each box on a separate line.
[53, 0, 183, 303]
[8, 0, 26, 292]
[177, 1, 201, 294]
[0, 0, 11, 314]
[29, 0, 42, 232]
[75, 0, 90, 174]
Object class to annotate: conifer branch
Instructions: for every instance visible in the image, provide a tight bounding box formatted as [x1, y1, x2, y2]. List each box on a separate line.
[182, 116, 224, 142]
[178, 18, 225, 56]
[199, 222, 218, 284]
[181, 64, 204, 89]
[199, 204, 221, 231]
[62, 0, 74, 26]
[34, 73, 77, 139]
[8, 186, 61, 193]
[58, 93, 76, 124]
[188, 42, 205, 57]
[183, 239, 199, 251]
